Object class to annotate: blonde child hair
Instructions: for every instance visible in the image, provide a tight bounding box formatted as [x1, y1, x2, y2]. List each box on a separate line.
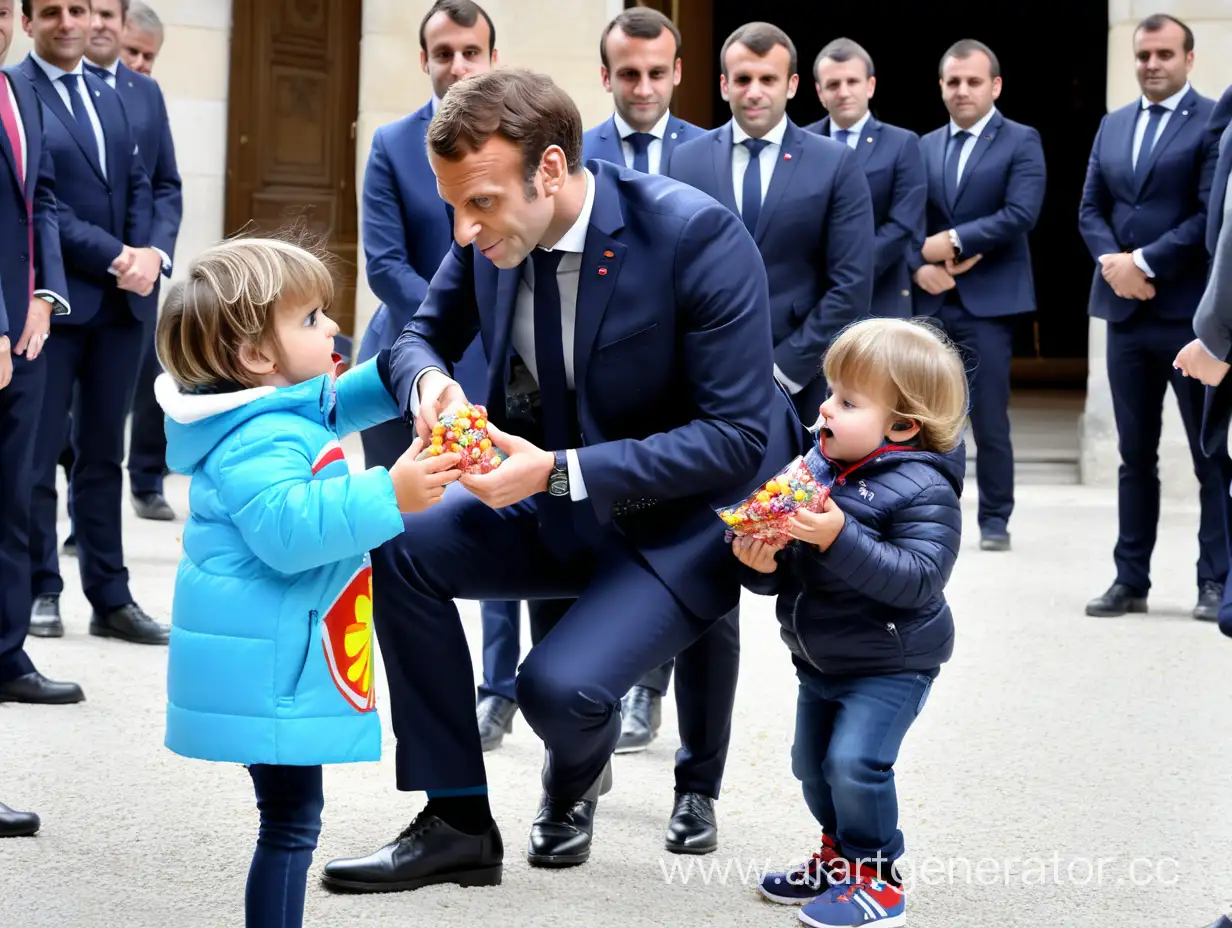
[823, 318, 969, 453]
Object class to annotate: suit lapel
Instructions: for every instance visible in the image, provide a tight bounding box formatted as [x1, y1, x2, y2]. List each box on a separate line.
[0, 74, 21, 194]
[491, 265, 521, 374]
[855, 117, 879, 167]
[1135, 90, 1196, 196]
[573, 168, 626, 393]
[658, 115, 685, 173]
[710, 122, 738, 213]
[12, 72, 41, 203]
[927, 128, 948, 217]
[954, 112, 1001, 206]
[594, 116, 626, 168]
[754, 120, 802, 243]
[88, 72, 126, 187]
[22, 57, 107, 185]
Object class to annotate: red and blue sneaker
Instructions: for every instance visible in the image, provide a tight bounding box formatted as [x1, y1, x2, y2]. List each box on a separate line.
[758, 835, 847, 905]
[798, 873, 905, 927]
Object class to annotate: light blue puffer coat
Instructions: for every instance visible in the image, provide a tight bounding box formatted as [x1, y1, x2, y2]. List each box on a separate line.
[156, 358, 407, 766]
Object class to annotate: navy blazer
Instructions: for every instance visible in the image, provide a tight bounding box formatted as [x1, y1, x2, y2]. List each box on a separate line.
[388, 161, 805, 620]
[806, 115, 926, 319]
[914, 110, 1045, 319]
[668, 119, 875, 389]
[18, 56, 152, 326]
[1205, 84, 1232, 257]
[0, 68, 66, 340]
[1079, 87, 1216, 324]
[581, 112, 704, 175]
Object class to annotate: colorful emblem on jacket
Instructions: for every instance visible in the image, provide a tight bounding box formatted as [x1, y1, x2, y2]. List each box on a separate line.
[321, 566, 376, 712]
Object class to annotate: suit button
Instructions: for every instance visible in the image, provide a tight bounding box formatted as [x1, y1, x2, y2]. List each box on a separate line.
[1133, 205, 1140, 211]
[19, 253, 27, 263]
[18, 215, 27, 225]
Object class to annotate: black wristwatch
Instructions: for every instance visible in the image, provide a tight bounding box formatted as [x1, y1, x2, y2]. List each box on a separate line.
[548, 451, 570, 497]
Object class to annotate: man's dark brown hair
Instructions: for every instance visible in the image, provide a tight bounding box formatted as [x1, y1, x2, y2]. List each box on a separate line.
[720, 22, 797, 78]
[418, 0, 495, 55]
[1135, 13, 1195, 53]
[427, 69, 583, 197]
[599, 7, 682, 69]
[938, 39, 1001, 79]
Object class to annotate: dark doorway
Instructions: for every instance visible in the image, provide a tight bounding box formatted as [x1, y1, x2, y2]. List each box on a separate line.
[708, 2, 1109, 380]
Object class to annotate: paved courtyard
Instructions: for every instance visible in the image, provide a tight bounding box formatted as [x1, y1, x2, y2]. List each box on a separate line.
[3, 434, 1231, 927]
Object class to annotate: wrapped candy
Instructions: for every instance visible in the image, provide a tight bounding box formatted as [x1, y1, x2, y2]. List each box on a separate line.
[418, 404, 507, 475]
[716, 446, 835, 546]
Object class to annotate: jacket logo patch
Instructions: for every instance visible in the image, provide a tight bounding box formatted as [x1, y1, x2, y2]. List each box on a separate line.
[312, 440, 345, 474]
[320, 566, 376, 712]
[857, 479, 874, 501]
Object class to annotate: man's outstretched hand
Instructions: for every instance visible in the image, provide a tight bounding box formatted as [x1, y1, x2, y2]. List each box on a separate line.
[460, 422, 555, 509]
[415, 370, 470, 443]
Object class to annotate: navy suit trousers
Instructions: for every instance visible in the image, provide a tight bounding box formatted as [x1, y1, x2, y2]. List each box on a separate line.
[127, 318, 167, 494]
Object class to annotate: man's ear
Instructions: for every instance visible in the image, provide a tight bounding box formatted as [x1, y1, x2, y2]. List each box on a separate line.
[540, 144, 569, 194]
[239, 341, 276, 378]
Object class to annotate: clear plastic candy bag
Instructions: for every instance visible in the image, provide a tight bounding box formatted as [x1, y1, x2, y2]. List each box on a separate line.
[716, 444, 835, 546]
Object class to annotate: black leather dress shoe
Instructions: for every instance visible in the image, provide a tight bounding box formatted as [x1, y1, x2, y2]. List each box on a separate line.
[322, 811, 503, 893]
[477, 694, 517, 752]
[527, 760, 611, 867]
[1194, 581, 1223, 622]
[0, 803, 40, 837]
[0, 672, 85, 705]
[1086, 583, 1148, 617]
[90, 603, 169, 645]
[979, 531, 1011, 552]
[132, 491, 176, 521]
[664, 791, 718, 855]
[615, 685, 661, 754]
[28, 594, 64, 638]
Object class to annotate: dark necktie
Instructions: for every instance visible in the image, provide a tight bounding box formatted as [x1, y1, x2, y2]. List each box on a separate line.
[741, 137, 769, 237]
[944, 130, 971, 208]
[1135, 103, 1168, 183]
[834, 128, 851, 147]
[84, 63, 113, 87]
[531, 248, 570, 452]
[0, 76, 33, 299]
[626, 132, 654, 174]
[60, 73, 101, 171]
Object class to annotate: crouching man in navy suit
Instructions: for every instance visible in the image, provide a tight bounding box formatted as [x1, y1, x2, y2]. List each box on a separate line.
[912, 39, 1045, 553]
[322, 68, 803, 892]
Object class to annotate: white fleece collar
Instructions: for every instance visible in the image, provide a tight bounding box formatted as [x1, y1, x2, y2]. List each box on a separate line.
[155, 373, 276, 424]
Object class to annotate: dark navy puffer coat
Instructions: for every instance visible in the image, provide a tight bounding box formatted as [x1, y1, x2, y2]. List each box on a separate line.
[743, 439, 965, 675]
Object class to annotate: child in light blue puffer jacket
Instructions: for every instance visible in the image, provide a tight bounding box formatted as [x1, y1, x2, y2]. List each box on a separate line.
[154, 238, 462, 928]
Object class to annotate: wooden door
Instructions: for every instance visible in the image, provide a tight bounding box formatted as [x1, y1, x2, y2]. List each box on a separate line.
[630, 0, 715, 130]
[224, 0, 362, 335]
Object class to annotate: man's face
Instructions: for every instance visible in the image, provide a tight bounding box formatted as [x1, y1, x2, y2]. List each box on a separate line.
[720, 41, 797, 138]
[600, 26, 680, 133]
[940, 51, 1001, 128]
[432, 135, 557, 270]
[815, 56, 874, 129]
[1134, 22, 1192, 101]
[120, 24, 161, 75]
[24, 0, 90, 70]
[0, 0, 14, 66]
[86, 0, 121, 65]
[420, 10, 496, 102]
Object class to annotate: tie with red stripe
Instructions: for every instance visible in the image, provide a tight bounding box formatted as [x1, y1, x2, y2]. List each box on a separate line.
[0, 75, 34, 299]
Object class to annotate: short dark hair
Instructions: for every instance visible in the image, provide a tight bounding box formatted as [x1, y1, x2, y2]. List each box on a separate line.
[418, 0, 495, 56]
[599, 7, 682, 70]
[938, 38, 1001, 79]
[813, 37, 875, 80]
[721, 22, 797, 78]
[1134, 13, 1195, 53]
[427, 69, 583, 196]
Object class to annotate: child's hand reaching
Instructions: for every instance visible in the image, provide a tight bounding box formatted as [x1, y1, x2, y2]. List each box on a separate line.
[390, 438, 462, 512]
[788, 495, 846, 551]
[732, 536, 780, 573]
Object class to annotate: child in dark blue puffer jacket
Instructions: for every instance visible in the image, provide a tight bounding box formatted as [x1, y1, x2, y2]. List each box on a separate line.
[734, 318, 969, 928]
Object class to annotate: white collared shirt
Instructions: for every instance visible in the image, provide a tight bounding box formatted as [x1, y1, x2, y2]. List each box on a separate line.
[87, 57, 119, 88]
[430, 92, 442, 116]
[30, 51, 107, 179]
[731, 114, 788, 214]
[948, 106, 997, 186]
[830, 110, 871, 149]
[612, 109, 671, 175]
[1133, 81, 1190, 169]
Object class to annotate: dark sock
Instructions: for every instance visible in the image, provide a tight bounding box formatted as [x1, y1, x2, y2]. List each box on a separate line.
[423, 794, 493, 835]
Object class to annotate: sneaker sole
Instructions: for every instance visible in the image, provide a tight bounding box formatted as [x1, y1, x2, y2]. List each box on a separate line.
[321, 864, 502, 893]
[799, 909, 904, 927]
[27, 624, 64, 639]
[758, 881, 822, 906]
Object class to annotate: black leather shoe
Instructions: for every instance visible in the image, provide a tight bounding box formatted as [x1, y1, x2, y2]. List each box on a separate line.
[527, 760, 611, 867]
[477, 694, 517, 752]
[321, 811, 503, 893]
[90, 603, 169, 645]
[664, 791, 718, 855]
[0, 672, 84, 705]
[979, 531, 1011, 552]
[1086, 583, 1148, 617]
[28, 593, 63, 638]
[132, 491, 176, 521]
[1194, 581, 1223, 622]
[0, 803, 40, 837]
[615, 685, 661, 754]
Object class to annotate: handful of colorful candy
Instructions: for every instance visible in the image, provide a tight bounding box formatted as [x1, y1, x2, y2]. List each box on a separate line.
[716, 447, 835, 546]
[418, 404, 507, 475]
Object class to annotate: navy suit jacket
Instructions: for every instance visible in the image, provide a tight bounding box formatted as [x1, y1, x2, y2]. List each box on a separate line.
[358, 101, 485, 397]
[806, 115, 926, 319]
[914, 110, 1045, 318]
[388, 161, 805, 620]
[1205, 84, 1232, 257]
[668, 119, 875, 389]
[18, 56, 152, 326]
[0, 68, 66, 340]
[1079, 87, 1216, 324]
[581, 113, 704, 174]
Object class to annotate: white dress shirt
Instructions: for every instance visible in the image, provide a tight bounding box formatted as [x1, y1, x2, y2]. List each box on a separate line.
[1130, 82, 1192, 279]
[30, 51, 107, 179]
[613, 109, 671, 175]
[731, 114, 787, 215]
[829, 110, 871, 149]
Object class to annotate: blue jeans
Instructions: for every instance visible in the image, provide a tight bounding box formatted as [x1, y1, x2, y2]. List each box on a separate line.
[791, 661, 935, 874]
[246, 764, 324, 928]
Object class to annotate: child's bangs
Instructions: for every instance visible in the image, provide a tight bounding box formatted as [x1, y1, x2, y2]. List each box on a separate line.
[824, 331, 898, 405]
[271, 244, 336, 313]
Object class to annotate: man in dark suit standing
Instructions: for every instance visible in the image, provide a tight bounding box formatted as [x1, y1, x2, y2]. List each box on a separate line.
[19, 0, 166, 645]
[83, 0, 180, 524]
[806, 38, 926, 320]
[1080, 14, 1229, 622]
[913, 39, 1045, 553]
[118, 0, 160, 76]
[323, 68, 802, 890]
